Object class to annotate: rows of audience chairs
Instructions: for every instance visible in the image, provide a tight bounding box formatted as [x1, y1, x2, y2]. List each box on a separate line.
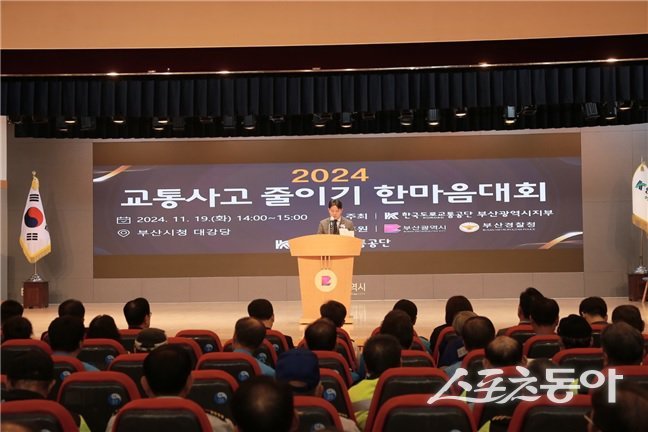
[2, 292, 648, 431]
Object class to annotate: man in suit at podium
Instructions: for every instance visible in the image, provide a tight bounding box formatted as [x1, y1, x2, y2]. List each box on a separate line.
[317, 199, 355, 235]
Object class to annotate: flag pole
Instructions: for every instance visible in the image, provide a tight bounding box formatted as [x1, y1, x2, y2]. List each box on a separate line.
[636, 231, 648, 274]
[28, 260, 44, 282]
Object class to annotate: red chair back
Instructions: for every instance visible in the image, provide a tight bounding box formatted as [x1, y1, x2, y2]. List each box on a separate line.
[601, 365, 648, 392]
[371, 395, 476, 432]
[319, 368, 355, 420]
[2, 399, 79, 432]
[265, 329, 290, 354]
[167, 336, 203, 369]
[552, 348, 605, 380]
[294, 395, 344, 432]
[108, 353, 149, 397]
[79, 338, 127, 370]
[504, 324, 536, 346]
[401, 349, 436, 368]
[118, 329, 141, 352]
[523, 335, 561, 359]
[57, 371, 140, 432]
[312, 350, 353, 387]
[113, 398, 212, 432]
[50, 355, 85, 400]
[187, 369, 238, 419]
[196, 352, 262, 383]
[1, 339, 53, 374]
[364, 367, 451, 432]
[176, 329, 223, 353]
[508, 394, 591, 432]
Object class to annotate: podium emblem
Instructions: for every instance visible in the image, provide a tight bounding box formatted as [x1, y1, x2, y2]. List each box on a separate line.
[314, 269, 338, 293]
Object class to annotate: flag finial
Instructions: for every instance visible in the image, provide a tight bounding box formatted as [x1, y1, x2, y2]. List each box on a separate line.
[32, 171, 36, 177]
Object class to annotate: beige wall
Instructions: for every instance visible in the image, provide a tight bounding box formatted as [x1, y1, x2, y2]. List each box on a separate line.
[1, 1, 647, 49]
[5, 125, 647, 303]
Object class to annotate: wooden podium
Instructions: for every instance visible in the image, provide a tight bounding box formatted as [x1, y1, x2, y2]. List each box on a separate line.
[23, 281, 49, 308]
[289, 234, 362, 324]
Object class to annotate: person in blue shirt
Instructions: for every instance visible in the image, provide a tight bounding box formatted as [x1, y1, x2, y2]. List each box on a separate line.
[232, 317, 275, 377]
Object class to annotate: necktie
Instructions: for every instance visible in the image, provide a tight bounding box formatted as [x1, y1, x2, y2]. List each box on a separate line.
[333, 220, 339, 234]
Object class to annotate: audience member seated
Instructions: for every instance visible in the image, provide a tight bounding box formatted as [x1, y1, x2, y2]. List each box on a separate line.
[579, 296, 609, 325]
[232, 376, 295, 432]
[497, 287, 544, 335]
[557, 314, 592, 349]
[438, 310, 477, 367]
[232, 317, 275, 376]
[86, 314, 122, 343]
[589, 381, 648, 432]
[305, 318, 338, 351]
[2, 350, 90, 431]
[380, 309, 414, 350]
[1, 317, 33, 341]
[106, 344, 234, 432]
[133, 328, 168, 353]
[484, 336, 526, 368]
[611, 304, 645, 332]
[530, 297, 559, 335]
[601, 322, 645, 366]
[275, 349, 359, 432]
[445, 315, 495, 377]
[349, 334, 401, 430]
[123, 297, 152, 330]
[48, 316, 99, 372]
[320, 300, 347, 328]
[1, 299, 24, 326]
[58, 299, 86, 325]
[429, 295, 473, 355]
[248, 298, 294, 349]
[392, 299, 430, 351]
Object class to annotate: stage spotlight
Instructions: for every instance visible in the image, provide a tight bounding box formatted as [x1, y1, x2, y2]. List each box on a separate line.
[340, 112, 353, 128]
[426, 108, 440, 126]
[112, 115, 126, 124]
[153, 117, 170, 130]
[618, 100, 633, 111]
[583, 102, 600, 120]
[7, 115, 23, 125]
[199, 116, 214, 124]
[64, 116, 77, 124]
[399, 110, 414, 126]
[242, 114, 256, 130]
[222, 115, 236, 130]
[55, 116, 69, 132]
[503, 106, 518, 125]
[313, 113, 332, 128]
[361, 112, 376, 121]
[454, 107, 468, 118]
[603, 102, 618, 121]
[269, 114, 285, 123]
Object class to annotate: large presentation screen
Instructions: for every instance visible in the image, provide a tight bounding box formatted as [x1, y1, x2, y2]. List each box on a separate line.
[93, 133, 583, 277]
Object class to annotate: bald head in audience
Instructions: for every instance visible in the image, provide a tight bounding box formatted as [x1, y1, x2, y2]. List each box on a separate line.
[484, 336, 525, 368]
[233, 317, 267, 352]
[304, 318, 337, 351]
[232, 376, 295, 432]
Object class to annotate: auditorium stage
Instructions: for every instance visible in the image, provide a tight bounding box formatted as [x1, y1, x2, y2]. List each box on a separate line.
[20, 297, 647, 346]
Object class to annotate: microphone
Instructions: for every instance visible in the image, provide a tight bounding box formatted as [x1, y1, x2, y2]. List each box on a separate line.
[329, 218, 336, 234]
